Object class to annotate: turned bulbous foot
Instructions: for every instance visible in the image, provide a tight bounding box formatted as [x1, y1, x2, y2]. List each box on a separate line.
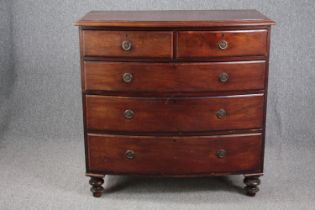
[244, 175, 261, 196]
[89, 177, 104, 197]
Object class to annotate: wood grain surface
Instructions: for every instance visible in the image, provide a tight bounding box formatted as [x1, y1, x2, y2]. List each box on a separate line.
[85, 94, 264, 132]
[177, 30, 268, 58]
[84, 60, 266, 92]
[87, 133, 262, 175]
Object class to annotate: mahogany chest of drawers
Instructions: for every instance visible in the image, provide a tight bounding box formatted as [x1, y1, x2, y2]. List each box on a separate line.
[75, 10, 274, 197]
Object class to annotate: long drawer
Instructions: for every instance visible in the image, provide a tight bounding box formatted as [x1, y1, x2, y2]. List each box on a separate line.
[87, 133, 262, 175]
[85, 94, 264, 132]
[177, 30, 268, 58]
[83, 61, 266, 92]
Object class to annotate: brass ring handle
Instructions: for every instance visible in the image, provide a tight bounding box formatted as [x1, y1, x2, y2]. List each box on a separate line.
[124, 109, 135, 119]
[125, 150, 136, 160]
[122, 72, 133, 83]
[218, 72, 229, 83]
[216, 109, 226, 119]
[218, 39, 228, 50]
[216, 149, 226, 158]
[121, 40, 132, 51]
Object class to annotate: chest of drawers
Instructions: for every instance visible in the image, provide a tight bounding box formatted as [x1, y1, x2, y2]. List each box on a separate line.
[75, 10, 274, 197]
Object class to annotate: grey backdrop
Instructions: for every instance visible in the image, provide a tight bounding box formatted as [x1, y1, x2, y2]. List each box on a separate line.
[0, 0, 315, 209]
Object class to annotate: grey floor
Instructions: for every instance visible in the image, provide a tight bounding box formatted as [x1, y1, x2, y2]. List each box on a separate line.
[1, 133, 314, 210]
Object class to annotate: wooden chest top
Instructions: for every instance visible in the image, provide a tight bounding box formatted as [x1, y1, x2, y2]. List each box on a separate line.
[75, 10, 274, 27]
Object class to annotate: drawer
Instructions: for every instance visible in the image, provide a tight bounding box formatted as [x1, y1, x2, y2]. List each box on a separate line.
[82, 30, 173, 58]
[176, 30, 267, 58]
[85, 94, 264, 132]
[84, 61, 266, 92]
[87, 133, 262, 174]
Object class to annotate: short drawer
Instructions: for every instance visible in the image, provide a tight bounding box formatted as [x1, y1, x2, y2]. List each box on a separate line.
[87, 133, 262, 175]
[176, 30, 267, 58]
[82, 30, 173, 58]
[85, 94, 264, 132]
[84, 61, 266, 92]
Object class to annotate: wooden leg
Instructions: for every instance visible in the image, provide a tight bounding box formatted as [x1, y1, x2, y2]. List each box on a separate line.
[243, 175, 261, 196]
[89, 176, 105, 197]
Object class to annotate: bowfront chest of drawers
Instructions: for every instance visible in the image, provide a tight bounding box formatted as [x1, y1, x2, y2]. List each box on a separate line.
[75, 10, 274, 197]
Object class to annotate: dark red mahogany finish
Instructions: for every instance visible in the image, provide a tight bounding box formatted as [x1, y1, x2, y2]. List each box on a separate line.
[75, 10, 275, 197]
[85, 94, 264, 132]
[83, 61, 266, 92]
[87, 133, 263, 174]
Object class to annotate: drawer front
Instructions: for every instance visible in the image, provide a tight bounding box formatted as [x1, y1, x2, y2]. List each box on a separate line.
[82, 30, 173, 58]
[84, 61, 266, 92]
[87, 133, 262, 174]
[177, 30, 267, 58]
[85, 94, 264, 132]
